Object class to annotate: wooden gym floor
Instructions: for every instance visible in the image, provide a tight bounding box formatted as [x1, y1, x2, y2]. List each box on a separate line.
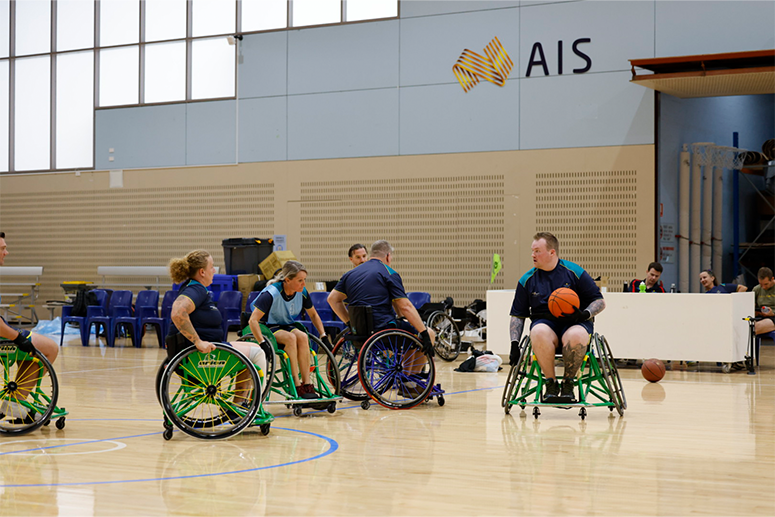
[1, 334, 774, 516]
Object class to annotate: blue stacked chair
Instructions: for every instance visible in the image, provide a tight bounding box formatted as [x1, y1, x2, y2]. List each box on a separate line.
[85, 290, 133, 347]
[142, 290, 178, 348]
[60, 289, 109, 347]
[113, 290, 160, 348]
[307, 291, 345, 337]
[407, 292, 431, 310]
[217, 290, 243, 341]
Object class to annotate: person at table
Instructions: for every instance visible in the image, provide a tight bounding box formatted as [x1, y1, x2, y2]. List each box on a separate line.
[627, 262, 666, 293]
[700, 270, 747, 293]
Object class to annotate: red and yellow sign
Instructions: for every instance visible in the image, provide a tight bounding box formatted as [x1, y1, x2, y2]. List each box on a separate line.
[453, 37, 513, 92]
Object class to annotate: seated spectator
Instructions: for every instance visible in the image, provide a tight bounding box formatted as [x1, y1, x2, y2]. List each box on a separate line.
[628, 262, 666, 292]
[753, 267, 775, 336]
[700, 270, 747, 293]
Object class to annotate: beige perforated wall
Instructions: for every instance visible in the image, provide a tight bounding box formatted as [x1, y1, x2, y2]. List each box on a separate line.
[0, 145, 654, 314]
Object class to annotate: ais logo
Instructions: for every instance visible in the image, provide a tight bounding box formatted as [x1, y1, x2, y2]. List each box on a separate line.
[198, 358, 227, 369]
[453, 37, 592, 92]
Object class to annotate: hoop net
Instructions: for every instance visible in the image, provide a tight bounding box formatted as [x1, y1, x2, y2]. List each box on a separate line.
[710, 145, 745, 170]
[691, 143, 715, 166]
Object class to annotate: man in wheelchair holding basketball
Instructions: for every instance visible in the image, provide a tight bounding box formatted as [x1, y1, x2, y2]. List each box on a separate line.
[509, 232, 605, 403]
[328, 240, 436, 376]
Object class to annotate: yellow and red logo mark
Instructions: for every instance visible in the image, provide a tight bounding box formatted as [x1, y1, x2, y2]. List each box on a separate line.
[452, 37, 513, 92]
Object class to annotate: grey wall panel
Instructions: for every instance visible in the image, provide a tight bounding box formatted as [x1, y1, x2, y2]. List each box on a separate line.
[400, 8, 520, 87]
[520, 0, 654, 77]
[238, 96, 287, 163]
[401, 1, 520, 18]
[520, 71, 654, 150]
[95, 105, 186, 170]
[287, 20, 399, 95]
[287, 88, 399, 160]
[399, 80, 519, 155]
[239, 31, 288, 99]
[656, 1, 775, 57]
[186, 100, 237, 166]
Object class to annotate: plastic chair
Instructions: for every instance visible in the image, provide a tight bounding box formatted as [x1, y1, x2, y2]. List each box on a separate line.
[755, 330, 775, 366]
[60, 289, 109, 347]
[407, 292, 431, 310]
[142, 290, 178, 348]
[86, 290, 133, 347]
[308, 291, 345, 337]
[113, 290, 160, 348]
[218, 290, 244, 340]
[245, 291, 260, 312]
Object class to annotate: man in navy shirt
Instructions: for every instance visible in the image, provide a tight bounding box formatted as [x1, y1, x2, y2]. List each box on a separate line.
[328, 240, 435, 355]
[627, 262, 666, 293]
[509, 232, 606, 403]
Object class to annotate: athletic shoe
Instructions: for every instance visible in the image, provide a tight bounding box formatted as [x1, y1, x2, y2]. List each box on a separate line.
[731, 361, 746, 371]
[541, 378, 560, 402]
[0, 399, 40, 423]
[299, 384, 319, 400]
[398, 381, 425, 399]
[560, 378, 577, 403]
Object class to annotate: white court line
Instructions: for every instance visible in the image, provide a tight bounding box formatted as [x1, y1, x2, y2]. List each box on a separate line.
[57, 365, 152, 375]
[0, 438, 127, 456]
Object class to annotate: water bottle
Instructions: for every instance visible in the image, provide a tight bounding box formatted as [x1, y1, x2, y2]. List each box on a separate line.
[670, 283, 676, 293]
[639, 281, 646, 293]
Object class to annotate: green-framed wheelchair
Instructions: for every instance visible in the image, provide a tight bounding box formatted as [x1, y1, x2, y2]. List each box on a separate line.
[329, 306, 445, 410]
[239, 322, 342, 417]
[501, 333, 626, 420]
[157, 343, 274, 440]
[0, 339, 67, 435]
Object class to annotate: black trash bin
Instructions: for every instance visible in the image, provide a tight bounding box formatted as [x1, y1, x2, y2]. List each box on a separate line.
[222, 238, 274, 275]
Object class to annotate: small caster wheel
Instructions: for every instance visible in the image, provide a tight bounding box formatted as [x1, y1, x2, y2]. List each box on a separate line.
[163, 420, 173, 431]
[163, 428, 173, 440]
[579, 407, 587, 420]
[286, 404, 292, 409]
[55, 417, 66, 430]
[504, 404, 511, 415]
[520, 404, 526, 410]
[260, 424, 271, 436]
[292, 406, 303, 417]
[722, 363, 731, 374]
[361, 400, 370, 410]
[533, 407, 540, 419]
[327, 402, 336, 414]
[437, 395, 445, 407]
[43, 418, 51, 427]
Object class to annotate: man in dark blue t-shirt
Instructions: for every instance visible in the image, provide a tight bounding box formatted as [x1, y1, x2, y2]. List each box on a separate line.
[509, 232, 606, 403]
[328, 240, 435, 356]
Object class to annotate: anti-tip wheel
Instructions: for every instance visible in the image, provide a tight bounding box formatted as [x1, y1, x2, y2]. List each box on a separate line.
[579, 407, 587, 420]
[327, 402, 336, 414]
[292, 406, 303, 417]
[504, 404, 511, 415]
[533, 407, 540, 419]
[55, 417, 66, 430]
[163, 428, 173, 440]
[437, 395, 445, 407]
[260, 424, 271, 436]
[360, 400, 370, 410]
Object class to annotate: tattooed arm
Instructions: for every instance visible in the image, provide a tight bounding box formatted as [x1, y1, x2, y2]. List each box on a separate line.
[171, 296, 215, 353]
[509, 316, 525, 342]
[585, 298, 606, 318]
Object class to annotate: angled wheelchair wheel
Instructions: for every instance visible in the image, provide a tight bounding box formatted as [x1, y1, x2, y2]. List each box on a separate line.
[160, 343, 261, 440]
[308, 334, 341, 398]
[0, 344, 59, 435]
[329, 330, 368, 401]
[501, 335, 531, 411]
[427, 311, 461, 362]
[593, 334, 627, 416]
[357, 329, 435, 410]
[237, 332, 277, 402]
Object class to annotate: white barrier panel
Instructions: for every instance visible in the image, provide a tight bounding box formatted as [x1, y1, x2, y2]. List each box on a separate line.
[487, 290, 753, 363]
[0, 266, 43, 276]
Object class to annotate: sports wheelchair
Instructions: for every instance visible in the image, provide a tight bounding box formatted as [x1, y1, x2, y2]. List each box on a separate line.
[157, 343, 274, 440]
[420, 297, 462, 362]
[0, 339, 67, 435]
[501, 333, 626, 420]
[329, 306, 445, 410]
[238, 322, 342, 417]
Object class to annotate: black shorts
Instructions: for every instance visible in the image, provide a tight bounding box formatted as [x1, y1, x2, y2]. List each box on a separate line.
[530, 318, 594, 351]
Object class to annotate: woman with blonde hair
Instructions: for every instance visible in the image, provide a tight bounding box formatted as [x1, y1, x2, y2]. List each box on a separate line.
[248, 260, 329, 400]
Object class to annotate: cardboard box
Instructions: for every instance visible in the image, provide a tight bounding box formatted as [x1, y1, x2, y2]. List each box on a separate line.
[237, 274, 261, 307]
[259, 250, 297, 280]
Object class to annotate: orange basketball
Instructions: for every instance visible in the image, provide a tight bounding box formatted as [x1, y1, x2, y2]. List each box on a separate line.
[641, 358, 666, 382]
[548, 287, 580, 318]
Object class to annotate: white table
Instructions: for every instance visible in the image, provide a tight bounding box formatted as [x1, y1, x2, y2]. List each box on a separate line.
[487, 290, 754, 363]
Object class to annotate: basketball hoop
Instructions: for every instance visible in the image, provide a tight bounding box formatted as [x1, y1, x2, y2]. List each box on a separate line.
[710, 145, 745, 170]
[690, 142, 715, 167]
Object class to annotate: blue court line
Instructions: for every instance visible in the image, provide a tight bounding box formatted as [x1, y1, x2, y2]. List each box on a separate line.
[0, 427, 338, 488]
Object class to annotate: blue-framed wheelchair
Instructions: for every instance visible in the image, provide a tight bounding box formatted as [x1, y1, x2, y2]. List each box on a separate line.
[238, 321, 342, 417]
[0, 339, 67, 435]
[329, 306, 445, 410]
[501, 333, 626, 420]
[156, 343, 274, 440]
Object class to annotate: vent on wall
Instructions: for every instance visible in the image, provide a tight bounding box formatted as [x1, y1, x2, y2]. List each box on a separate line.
[299, 175, 506, 304]
[536, 170, 638, 289]
[0, 184, 274, 302]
